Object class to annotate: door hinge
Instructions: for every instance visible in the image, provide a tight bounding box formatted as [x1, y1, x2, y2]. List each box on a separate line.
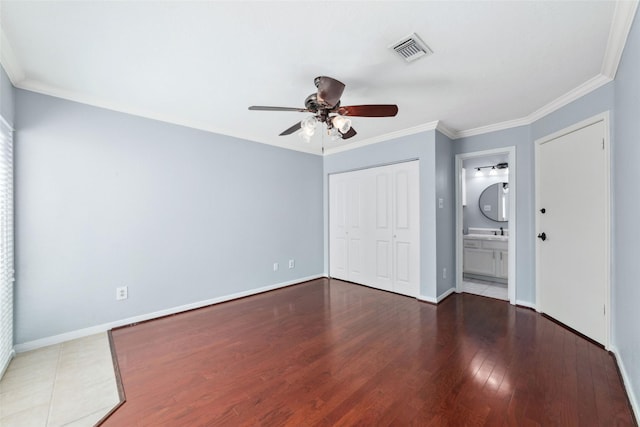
[602, 138, 605, 150]
[604, 305, 606, 315]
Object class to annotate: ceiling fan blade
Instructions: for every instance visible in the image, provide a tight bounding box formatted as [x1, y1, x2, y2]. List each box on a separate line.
[249, 106, 309, 112]
[340, 127, 357, 139]
[337, 105, 398, 117]
[279, 122, 302, 136]
[316, 76, 345, 108]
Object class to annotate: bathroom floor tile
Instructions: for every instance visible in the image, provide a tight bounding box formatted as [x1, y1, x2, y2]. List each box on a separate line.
[48, 377, 119, 426]
[0, 403, 50, 427]
[0, 333, 122, 427]
[462, 280, 508, 301]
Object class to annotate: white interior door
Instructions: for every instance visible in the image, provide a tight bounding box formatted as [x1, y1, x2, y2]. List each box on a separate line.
[329, 174, 348, 280]
[347, 175, 365, 284]
[372, 169, 393, 292]
[391, 162, 420, 297]
[536, 118, 608, 345]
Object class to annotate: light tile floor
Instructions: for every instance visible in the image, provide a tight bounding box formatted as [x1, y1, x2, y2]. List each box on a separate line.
[462, 279, 509, 301]
[0, 333, 120, 427]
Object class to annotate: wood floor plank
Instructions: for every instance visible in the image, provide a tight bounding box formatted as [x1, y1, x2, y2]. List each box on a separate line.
[102, 279, 636, 426]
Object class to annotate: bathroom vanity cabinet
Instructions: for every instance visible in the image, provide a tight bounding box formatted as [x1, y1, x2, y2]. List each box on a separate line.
[463, 236, 508, 280]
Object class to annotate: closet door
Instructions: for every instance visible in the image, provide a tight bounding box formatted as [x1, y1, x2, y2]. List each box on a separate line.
[329, 174, 348, 280]
[372, 169, 393, 292]
[391, 161, 420, 297]
[346, 174, 365, 284]
[329, 171, 366, 284]
[329, 161, 420, 297]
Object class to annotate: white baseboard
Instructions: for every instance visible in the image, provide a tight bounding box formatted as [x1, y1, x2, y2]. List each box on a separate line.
[609, 345, 639, 422]
[418, 287, 456, 304]
[418, 295, 436, 304]
[436, 287, 456, 302]
[516, 299, 536, 310]
[14, 275, 323, 353]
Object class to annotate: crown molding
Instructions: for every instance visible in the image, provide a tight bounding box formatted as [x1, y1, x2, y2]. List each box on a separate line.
[456, 73, 613, 139]
[0, 28, 25, 83]
[526, 74, 613, 123]
[601, 0, 639, 79]
[323, 121, 439, 155]
[14, 79, 322, 156]
[455, 116, 530, 139]
[4, 0, 635, 152]
[435, 122, 458, 140]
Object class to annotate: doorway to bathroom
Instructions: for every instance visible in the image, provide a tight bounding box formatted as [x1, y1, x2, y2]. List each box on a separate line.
[455, 147, 516, 304]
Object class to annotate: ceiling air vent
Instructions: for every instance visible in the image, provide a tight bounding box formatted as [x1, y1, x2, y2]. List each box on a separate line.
[390, 33, 433, 63]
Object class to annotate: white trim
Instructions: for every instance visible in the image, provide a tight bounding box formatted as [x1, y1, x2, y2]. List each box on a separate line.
[534, 112, 611, 349]
[418, 295, 437, 304]
[14, 275, 323, 353]
[601, 0, 640, 79]
[417, 287, 455, 304]
[12, 79, 323, 156]
[455, 117, 531, 139]
[435, 122, 458, 140]
[437, 287, 456, 302]
[0, 28, 25, 84]
[609, 345, 640, 422]
[456, 74, 612, 139]
[3, 1, 634, 154]
[526, 75, 613, 124]
[323, 121, 439, 155]
[455, 147, 517, 306]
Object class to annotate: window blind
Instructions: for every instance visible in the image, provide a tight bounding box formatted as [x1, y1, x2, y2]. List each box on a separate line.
[0, 117, 14, 378]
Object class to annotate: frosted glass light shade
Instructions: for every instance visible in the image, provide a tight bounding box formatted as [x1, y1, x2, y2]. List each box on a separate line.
[301, 116, 317, 132]
[331, 115, 351, 133]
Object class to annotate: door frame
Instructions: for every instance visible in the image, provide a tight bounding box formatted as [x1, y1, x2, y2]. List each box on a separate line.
[455, 146, 517, 305]
[535, 111, 611, 349]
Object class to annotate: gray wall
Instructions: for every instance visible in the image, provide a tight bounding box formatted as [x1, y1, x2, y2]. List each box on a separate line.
[14, 89, 324, 344]
[453, 126, 533, 303]
[323, 131, 439, 300]
[613, 6, 640, 417]
[435, 131, 455, 296]
[531, 82, 615, 141]
[0, 65, 14, 126]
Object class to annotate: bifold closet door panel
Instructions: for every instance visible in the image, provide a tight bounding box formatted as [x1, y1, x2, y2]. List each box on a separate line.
[329, 174, 348, 281]
[346, 173, 365, 285]
[390, 162, 420, 297]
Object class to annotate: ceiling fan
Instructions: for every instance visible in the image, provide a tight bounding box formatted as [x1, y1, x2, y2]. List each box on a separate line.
[248, 76, 398, 142]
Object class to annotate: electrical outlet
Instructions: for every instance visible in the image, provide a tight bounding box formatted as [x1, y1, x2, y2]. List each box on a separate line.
[289, 259, 295, 269]
[442, 268, 447, 279]
[273, 262, 279, 271]
[116, 286, 128, 301]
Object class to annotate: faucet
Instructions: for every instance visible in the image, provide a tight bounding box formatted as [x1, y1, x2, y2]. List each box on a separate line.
[500, 227, 504, 236]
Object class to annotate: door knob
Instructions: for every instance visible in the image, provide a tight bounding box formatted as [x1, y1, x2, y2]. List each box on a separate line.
[540, 208, 546, 214]
[537, 232, 547, 241]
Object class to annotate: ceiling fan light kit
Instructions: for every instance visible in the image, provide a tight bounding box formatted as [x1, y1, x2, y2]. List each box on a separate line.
[248, 76, 398, 144]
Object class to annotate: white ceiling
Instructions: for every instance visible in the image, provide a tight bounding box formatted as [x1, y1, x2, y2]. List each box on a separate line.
[0, 1, 637, 155]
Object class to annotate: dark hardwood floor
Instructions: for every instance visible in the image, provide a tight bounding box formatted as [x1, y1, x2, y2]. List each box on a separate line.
[104, 278, 635, 426]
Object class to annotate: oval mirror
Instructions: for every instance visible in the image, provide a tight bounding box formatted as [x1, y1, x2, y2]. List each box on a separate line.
[479, 182, 509, 222]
